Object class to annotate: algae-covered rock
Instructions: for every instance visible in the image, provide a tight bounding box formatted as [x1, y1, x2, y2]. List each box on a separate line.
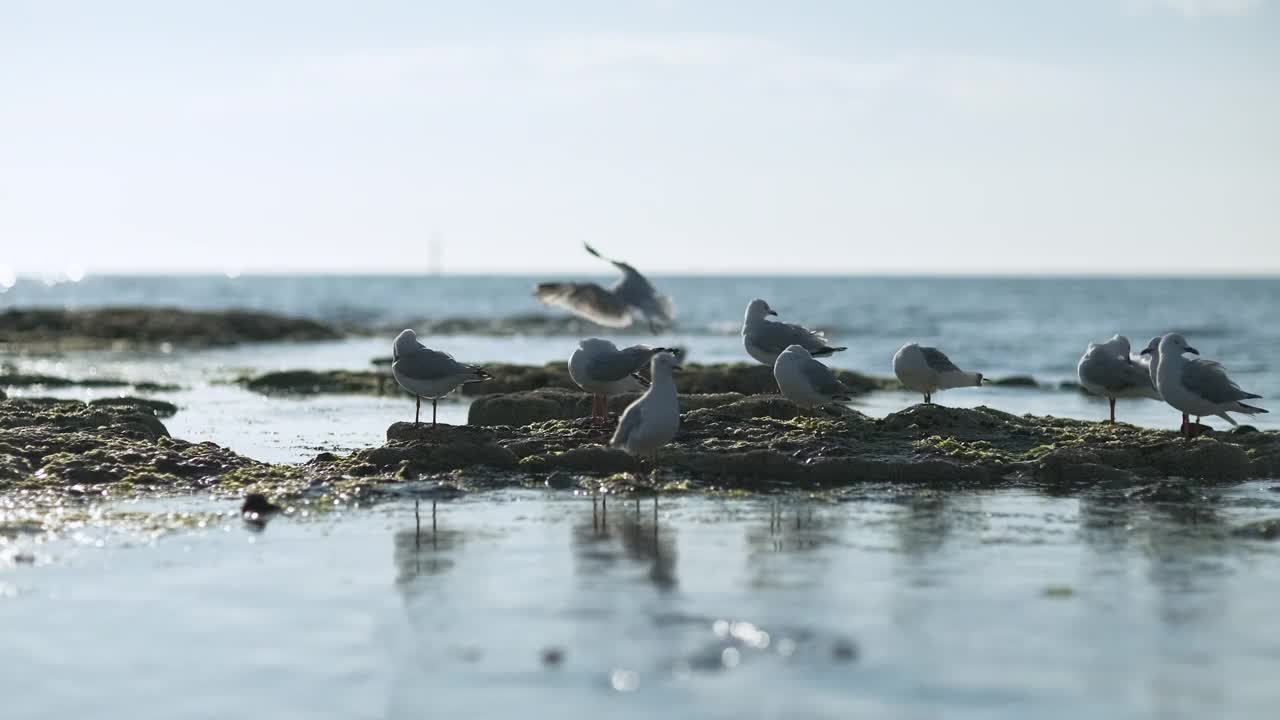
[0, 307, 340, 350]
[0, 398, 253, 492]
[88, 396, 179, 418]
[319, 423, 519, 476]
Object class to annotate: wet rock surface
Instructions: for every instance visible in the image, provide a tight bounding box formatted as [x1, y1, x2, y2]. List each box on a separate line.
[0, 398, 256, 492]
[3, 396, 1279, 517]
[297, 401, 1280, 498]
[0, 307, 341, 350]
[87, 396, 180, 418]
[241, 370, 395, 396]
[1, 372, 130, 389]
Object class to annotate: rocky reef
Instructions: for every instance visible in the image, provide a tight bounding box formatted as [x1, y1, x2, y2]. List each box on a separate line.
[4, 393, 1279, 524]
[0, 307, 341, 351]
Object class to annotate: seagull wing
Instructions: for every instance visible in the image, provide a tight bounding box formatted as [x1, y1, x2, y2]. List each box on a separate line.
[534, 282, 634, 328]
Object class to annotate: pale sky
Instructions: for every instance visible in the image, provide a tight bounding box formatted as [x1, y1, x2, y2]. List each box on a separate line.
[2, 0, 1278, 275]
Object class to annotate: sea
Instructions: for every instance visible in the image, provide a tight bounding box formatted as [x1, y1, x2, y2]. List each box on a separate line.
[2, 274, 1279, 719]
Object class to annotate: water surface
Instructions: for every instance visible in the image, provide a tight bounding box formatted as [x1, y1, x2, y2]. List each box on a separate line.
[4, 488, 1280, 719]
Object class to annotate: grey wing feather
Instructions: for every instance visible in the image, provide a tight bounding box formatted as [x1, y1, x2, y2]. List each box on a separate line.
[1080, 350, 1151, 393]
[588, 347, 651, 382]
[534, 282, 633, 328]
[800, 357, 851, 397]
[1183, 360, 1259, 404]
[612, 267, 659, 307]
[920, 347, 961, 373]
[610, 403, 644, 447]
[751, 321, 831, 355]
[394, 347, 465, 381]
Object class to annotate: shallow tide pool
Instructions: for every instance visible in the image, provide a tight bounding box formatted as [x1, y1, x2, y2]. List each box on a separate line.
[4, 487, 1280, 719]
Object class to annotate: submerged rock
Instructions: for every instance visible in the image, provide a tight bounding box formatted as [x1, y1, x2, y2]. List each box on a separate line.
[242, 370, 394, 396]
[0, 373, 131, 389]
[1232, 517, 1280, 541]
[0, 307, 340, 350]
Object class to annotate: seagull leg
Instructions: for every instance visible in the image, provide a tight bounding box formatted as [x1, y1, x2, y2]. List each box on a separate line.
[1108, 397, 1116, 424]
[415, 396, 421, 426]
[432, 398, 438, 428]
[924, 392, 931, 405]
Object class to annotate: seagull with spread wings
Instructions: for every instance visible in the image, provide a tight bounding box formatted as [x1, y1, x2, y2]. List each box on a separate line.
[534, 243, 676, 334]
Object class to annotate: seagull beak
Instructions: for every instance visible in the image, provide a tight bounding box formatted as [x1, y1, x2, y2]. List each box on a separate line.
[672, 365, 683, 373]
[1139, 348, 1152, 355]
[1186, 346, 1200, 355]
[767, 310, 778, 317]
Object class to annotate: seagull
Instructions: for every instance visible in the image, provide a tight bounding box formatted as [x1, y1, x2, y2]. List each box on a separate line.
[569, 338, 671, 420]
[892, 343, 984, 405]
[1076, 334, 1160, 423]
[741, 298, 846, 366]
[774, 344, 853, 408]
[534, 243, 675, 333]
[1139, 335, 1190, 429]
[1153, 333, 1267, 437]
[391, 329, 492, 427]
[611, 352, 682, 466]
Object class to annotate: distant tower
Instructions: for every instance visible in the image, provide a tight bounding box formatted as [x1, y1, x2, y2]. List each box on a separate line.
[428, 232, 443, 275]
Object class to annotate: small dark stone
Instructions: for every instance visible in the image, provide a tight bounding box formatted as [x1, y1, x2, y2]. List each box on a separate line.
[541, 647, 565, 667]
[241, 493, 282, 517]
[831, 639, 858, 662]
[1231, 425, 1259, 435]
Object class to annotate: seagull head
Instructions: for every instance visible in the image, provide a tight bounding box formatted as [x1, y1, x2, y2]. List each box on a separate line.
[1159, 332, 1199, 357]
[1104, 335, 1134, 364]
[745, 298, 777, 322]
[652, 351, 682, 374]
[393, 329, 419, 359]
[1138, 336, 1162, 356]
[578, 337, 618, 354]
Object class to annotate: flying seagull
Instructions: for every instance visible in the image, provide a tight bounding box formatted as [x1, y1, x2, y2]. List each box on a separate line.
[534, 243, 675, 333]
